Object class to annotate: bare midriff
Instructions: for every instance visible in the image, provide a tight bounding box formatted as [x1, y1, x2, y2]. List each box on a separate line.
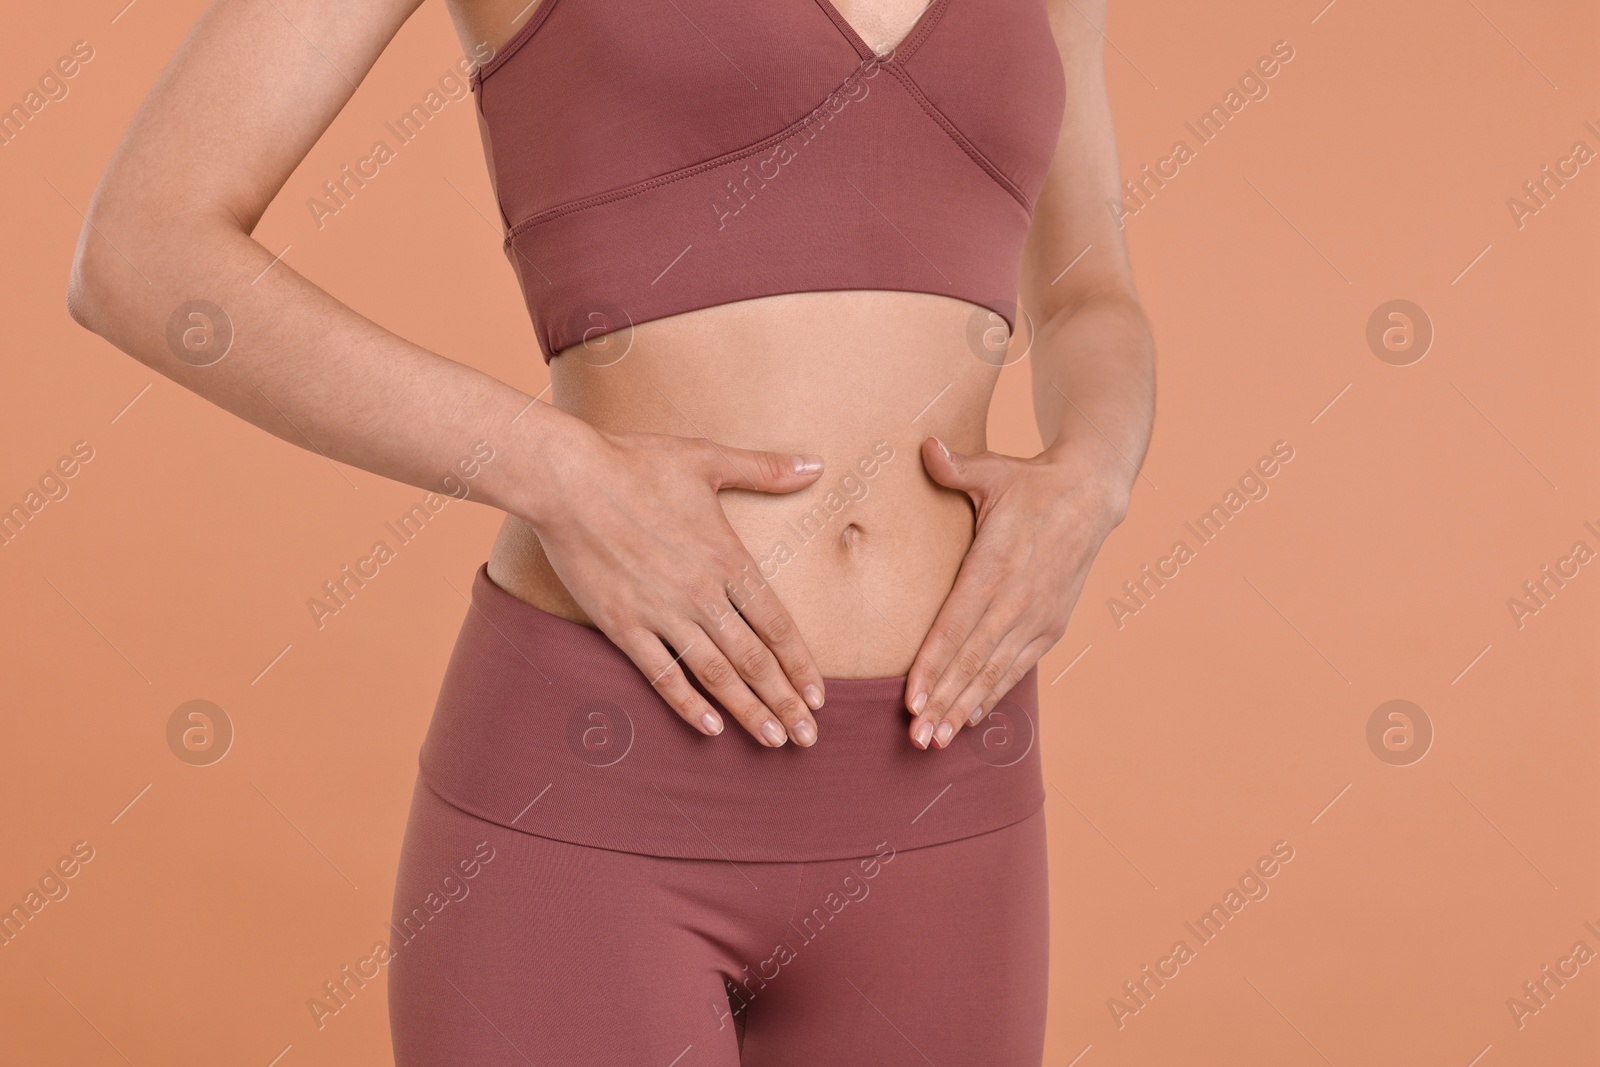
[487, 290, 1002, 678]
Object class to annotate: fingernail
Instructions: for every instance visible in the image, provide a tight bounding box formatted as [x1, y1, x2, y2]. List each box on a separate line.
[934, 721, 954, 748]
[702, 711, 724, 735]
[792, 454, 824, 474]
[912, 718, 933, 749]
[803, 684, 824, 710]
[761, 720, 787, 747]
[967, 705, 985, 726]
[933, 437, 951, 460]
[910, 691, 927, 714]
[792, 719, 817, 747]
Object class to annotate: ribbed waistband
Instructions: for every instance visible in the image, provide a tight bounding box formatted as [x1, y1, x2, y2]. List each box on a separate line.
[416, 564, 1045, 861]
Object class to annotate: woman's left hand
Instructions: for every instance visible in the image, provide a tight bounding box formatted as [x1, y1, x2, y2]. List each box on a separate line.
[905, 435, 1128, 750]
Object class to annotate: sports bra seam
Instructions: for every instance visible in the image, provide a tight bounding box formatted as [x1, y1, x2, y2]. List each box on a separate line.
[884, 64, 1033, 215]
[472, 0, 563, 87]
[809, 0, 875, 60]
[501, 63, 1031, 243]
[895, 0, 949, 61]
[502, 57, 893, 241]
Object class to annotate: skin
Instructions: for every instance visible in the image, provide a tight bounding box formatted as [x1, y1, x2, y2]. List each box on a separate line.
[67, 0, 1153, 753]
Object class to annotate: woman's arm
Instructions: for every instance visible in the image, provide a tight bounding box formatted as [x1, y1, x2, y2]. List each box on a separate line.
[1022, 0, 1155, 488]
[902, 0, 1156, 748]
[66, 0, 830, 747]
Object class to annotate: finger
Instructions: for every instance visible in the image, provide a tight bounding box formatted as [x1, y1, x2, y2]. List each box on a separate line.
[904, 570, 993, 721]
[920, 437, 1007, 500]
[966, 636, 1052, 726]
[612, 627, 725, 737]
[703, 442, 825, 494]
[912, 617, 1009, 750]
[724, 555, 827, 718]
[697, 592, 818, 747]
[940, 630, 1040, 745]
[667, 620, 792, 748]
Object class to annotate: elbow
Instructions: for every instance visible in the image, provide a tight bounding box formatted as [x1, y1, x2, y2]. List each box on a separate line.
[67, 199, 240, 357]
[65, 219, 116, 338]
[1035, 276, 1146, 335]
[65, 204, 157, 355]
[65, 256, 100, 334]
[1077, 285, 1148, 329]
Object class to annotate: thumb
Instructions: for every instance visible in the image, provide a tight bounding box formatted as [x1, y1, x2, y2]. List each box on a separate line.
[704, 442, 826, 494]
[922, 437, 1003, 501]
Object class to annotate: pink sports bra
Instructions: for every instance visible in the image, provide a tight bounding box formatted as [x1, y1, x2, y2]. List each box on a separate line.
[470, 0, 1066, 362]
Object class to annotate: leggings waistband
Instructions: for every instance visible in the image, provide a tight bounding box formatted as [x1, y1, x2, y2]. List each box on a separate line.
[416, 564, 1045, 861]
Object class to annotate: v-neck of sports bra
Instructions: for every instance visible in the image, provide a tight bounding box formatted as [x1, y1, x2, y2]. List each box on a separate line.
[810, 0, 952, 62]
[474, 0, 952, 86]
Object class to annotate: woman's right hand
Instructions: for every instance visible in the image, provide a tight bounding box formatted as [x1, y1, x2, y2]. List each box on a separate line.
[519, 420, 829, 747]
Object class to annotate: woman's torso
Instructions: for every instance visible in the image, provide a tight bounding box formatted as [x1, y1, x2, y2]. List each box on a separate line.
[496, 290, 999, 677]
[447, 0, 1029, 676]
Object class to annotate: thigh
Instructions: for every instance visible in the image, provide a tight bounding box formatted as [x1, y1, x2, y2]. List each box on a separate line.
[737, 808, 1050, 1067]
[386, 777, 754, 1067]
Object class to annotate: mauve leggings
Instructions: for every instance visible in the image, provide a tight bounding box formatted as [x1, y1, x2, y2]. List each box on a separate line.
[387, 779, 1048, 1065]
[387, 566, 1050, 1064]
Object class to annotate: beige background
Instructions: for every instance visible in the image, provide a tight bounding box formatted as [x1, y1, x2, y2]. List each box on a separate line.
[2, 0, 1596, 1063]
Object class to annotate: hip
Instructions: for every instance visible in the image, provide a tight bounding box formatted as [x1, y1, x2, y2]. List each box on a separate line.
[417, 563, 1045, 862]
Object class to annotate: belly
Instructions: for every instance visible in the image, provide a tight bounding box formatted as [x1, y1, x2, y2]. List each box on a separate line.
[488, 290, 1004, 677]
